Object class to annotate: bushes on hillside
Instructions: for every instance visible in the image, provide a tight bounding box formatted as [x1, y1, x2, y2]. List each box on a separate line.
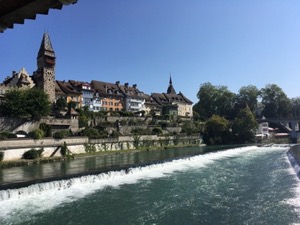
[29, 129, 44, 139]
[152, 127, 163, 135]
[131, 128, 151, 135]
[39, 123, 52, 137]
[0, 131, 17, 140]
[22, 148, 44, 160]
[53, 130, 71, 139]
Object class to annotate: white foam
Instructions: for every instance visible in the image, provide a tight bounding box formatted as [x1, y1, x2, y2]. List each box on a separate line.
[285, 151, 300, 212]
[0, 145, 287, 221]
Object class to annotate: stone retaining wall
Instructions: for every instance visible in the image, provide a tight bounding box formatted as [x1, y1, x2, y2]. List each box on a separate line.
[0, 135, 201, 161]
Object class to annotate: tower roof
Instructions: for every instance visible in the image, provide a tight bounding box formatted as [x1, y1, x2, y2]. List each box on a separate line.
[167, 75, 176, 94]
[37, 32, 55, 59]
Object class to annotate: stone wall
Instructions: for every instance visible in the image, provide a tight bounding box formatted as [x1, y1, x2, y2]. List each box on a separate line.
[0, 117, 27, 131]
[0, 135, 201, 161]
[0, 117, 79, 133]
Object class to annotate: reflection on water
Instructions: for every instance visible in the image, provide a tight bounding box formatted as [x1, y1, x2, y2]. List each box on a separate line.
[0, 145, 238, 189]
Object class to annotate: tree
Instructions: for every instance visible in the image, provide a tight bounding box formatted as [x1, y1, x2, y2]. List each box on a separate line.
[203, 115, 231, 145]
[67, 101, 77, 110]
[260, 84, 291, 118]
[232, 107, 258, 143]
[290, 97, 300, 118]
[25, 88, 51, 120]
[237, 85, 260, 113]
[194, 82, 236, 120]
[55, 97, 67, 111]
[0, 88, 50, 120]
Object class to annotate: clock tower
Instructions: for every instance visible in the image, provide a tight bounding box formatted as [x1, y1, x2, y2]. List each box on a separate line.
[33, 32, 56, 103]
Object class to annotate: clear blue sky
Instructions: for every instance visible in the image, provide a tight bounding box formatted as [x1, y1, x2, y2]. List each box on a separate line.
[1, 0, 300, 104]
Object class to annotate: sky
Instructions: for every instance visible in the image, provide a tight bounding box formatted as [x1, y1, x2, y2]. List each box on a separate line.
[1, 0, 300, 104]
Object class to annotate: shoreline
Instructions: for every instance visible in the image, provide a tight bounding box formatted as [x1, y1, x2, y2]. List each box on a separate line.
[0, 144, 202, 168]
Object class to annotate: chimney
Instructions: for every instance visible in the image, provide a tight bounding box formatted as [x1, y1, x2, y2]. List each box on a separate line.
[124, 82, 129, 88]
[133, 84, 137, 89]
[116, 81, 120, 85]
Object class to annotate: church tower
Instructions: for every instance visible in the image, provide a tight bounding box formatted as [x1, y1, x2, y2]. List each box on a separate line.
[33, 32, 56, 103]
[167, 75, 176, 94]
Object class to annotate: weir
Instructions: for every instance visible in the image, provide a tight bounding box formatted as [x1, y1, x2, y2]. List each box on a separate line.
[0, 146, 260, 202]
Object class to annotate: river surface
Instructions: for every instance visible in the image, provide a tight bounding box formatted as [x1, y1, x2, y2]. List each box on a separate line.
[1, 145, 300, 225]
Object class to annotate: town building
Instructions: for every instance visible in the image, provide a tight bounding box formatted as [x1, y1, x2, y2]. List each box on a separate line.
[117, 82, 147, 113]
[91, 80, 124, 111]
[151, 77, 193, 118]
[0, 32, 193, 119]
[55, 80, 82, 108]
[2, 68, 35, 89]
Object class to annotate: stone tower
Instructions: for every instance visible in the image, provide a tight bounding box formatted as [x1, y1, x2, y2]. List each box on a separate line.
[33, 32, 56, 103]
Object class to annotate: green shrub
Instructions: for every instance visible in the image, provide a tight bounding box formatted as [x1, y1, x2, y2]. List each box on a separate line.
[39, 123, 52, 137]
[152, 127, 163, 135]
[22, 148, 43, 160]
[60, 142, 67, 156]
[0, 133, 7, 140]
[82, 128, 100, 139]
[29, 129, 44, 139]
[131, 128, 151, 135]
[53, 130, 70, 139]
[37, 148, 44, 158]
[110, 130, 119, 138]
[0, 131, 17, 140]
[133, 135, 140, 149]
[0, 152, 4, 162]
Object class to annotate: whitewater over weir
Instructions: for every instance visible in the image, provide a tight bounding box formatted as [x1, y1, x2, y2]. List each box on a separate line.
[1, 145, 300, 225]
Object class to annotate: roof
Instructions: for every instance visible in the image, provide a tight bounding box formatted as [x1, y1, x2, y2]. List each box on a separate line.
[167, 76, 176, 94]
[91, 80, 123, 97]
[0, 0, 78, 33]
[151, 92, 193, 106]
[56, 80, 81, 96]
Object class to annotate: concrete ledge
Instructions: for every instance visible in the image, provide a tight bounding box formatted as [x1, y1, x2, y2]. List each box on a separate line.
[287, 145, 300, 179]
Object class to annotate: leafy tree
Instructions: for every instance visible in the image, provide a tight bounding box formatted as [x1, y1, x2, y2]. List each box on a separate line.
[194, 82, 236, 120]
[24, 88, 51, 120]
[203, 115, 231, 145]
[55, 97, 67, 111]
[67, 101, 77, 110]
[0, 89, 26, 118]
[232, 107, 258, 143]
[181, 121, 196, 135]
[260, 84, 291, 118]
[237, 85, 260, 113]
[0, 88, 50, 120]
[290, 97, 300, 118]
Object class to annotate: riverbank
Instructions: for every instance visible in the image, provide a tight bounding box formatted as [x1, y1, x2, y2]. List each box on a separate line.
[0, 143, 202, 168]
[0, 134, 201, 162]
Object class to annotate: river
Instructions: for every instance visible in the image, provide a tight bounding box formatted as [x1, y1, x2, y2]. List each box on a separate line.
[0, 145, 299, 225]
